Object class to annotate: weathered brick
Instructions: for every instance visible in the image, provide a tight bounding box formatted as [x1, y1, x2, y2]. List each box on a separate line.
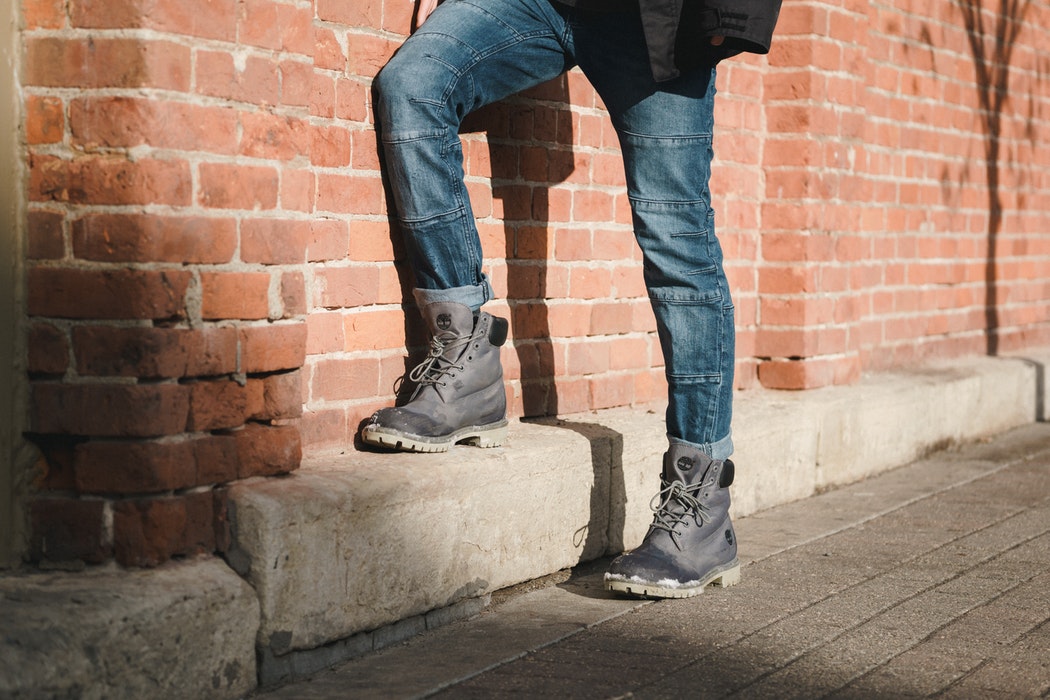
[195, 50, 280, 105]
[235, 422, 301, 478]
[194, 435, 240, 485]
[31, 383, 191, 437]
[70, 97, 239, 154]
[280, 271, 307, 318]
[113, 492, 215, 567]
[199, 271, 271, 320]
[29, 153, 192, 206]
[27, 323, 69, 375]
[238, 111, 309, 160]
[25, 94, 64, 144]
[198, 162, 279, 210]
[260, 370, 303, 420]
[29, 497, 110, 564]
[72, 214, 237, 263]
[188, 379, 249, 431]
[26, 209, 65, 260]
[74, 326, 237, 378]
[23, 0, 66, 28]
[28, 268, 191, 320]
[74, 439, 197, 494]
[239, 323, 307, 373]
[24, 37, 190, 90]
[70, 0, 236, 38]
[241, 219, 310, 264]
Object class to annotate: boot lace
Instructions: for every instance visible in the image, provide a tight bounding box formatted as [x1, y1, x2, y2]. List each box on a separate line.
[395, 334, 471, 393]
[649, 479, 711, 549]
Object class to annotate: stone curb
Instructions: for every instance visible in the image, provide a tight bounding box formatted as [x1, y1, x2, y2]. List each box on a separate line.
[229, 353, 1047, 684]
[1, 353, 1044, 697]
[0, 556, 259, 699]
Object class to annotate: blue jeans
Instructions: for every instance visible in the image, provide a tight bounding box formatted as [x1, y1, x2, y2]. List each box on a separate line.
[373, 0, 735, 460]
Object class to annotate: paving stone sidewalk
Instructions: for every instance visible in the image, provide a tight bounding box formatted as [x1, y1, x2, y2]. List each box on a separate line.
[256, 422, 1050, 699]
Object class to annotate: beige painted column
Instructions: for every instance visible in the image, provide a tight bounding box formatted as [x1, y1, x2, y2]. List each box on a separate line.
[1, 0, 29, 567]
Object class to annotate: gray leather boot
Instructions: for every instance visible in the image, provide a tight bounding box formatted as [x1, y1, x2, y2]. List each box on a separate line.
[361, 301, 509, 453]
[605, 442, 740, 598]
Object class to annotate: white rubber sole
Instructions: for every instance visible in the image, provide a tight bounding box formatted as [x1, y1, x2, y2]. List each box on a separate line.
[604, 559, 741, 599]
[360, 420, 508, 453]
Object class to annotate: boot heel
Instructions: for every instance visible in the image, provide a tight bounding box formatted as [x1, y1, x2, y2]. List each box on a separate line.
[466, 424, 507, 448]
[713, 562, 741, 588]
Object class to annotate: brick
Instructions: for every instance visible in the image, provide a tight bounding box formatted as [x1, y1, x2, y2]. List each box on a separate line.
[281, 271, 307, 318]
[316, 0, 380, 25]
[281, 168, 316, 213]
[239, 323, 307, 373]
[30, 383, 190, 438]
[28, 437, 79, 491]
[23, 0, 66, 28]
[212, 487, 232, 553]
[113, 491, 215, 567]
[257, 371, 303, 420]
[72, 214, 237, 264]
[311, 124, 352, 167]
[198, 162, 279, 210]
[29, 153, 192, 206]
[315, 27, 347, 71]
[310, 357, 380, 401]
[24, 37, 190, 90]
[241, 219, 310, 264]
[25, 95, 64, 144]
[27, 210, 65, 260]
[74, 326, 237, 378]
[199, 271, 271, 321]
[310, 72, 336, 119]
[194, 435, 240, 485]
[73, 0, 237, 40]
[280, 60, 314, 108]
[188, 379, 249, 431]
[28, 323, 69, 376]
[29, 497, 109, 564]
[74, 439, 197, 494]
[28, 268, 191, 320]
[195, 50, 280, 105]
[237, 0, 279, 49]
[315, 266, 382, 308]
[347, 32, 399, 77]
[305, 312, 344, 355]
[239, 111, 309, 160]
[758, 355, 861, 390]
[315, 173, 385, 215]
[70, 97, 239, 154]
[348, 220, 399, 262]
[235, 422, 301, 478]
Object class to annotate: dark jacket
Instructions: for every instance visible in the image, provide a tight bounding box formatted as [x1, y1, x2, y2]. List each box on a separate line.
[638, 0, 783, 81]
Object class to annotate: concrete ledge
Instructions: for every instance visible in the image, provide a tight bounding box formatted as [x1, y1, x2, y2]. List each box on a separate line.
[0, 556, 259, 699]
[228, 353, 1047, 678]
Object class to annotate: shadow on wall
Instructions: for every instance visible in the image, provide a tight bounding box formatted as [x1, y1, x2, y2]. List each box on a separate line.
[954, 0, 1032, 356]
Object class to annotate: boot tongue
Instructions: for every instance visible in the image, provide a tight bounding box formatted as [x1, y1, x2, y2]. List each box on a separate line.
[423, 302, 475, 342]
[662, 446, 714, 487]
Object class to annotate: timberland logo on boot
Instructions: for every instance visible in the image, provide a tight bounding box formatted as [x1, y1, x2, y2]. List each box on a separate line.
[676, 456, 694, 471]
[436, 313, 452, 331]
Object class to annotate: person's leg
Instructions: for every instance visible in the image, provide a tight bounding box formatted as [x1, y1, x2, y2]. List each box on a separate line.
[364, 0, 575, 452]
[372, 0, 574, 311]
[573, 10, 739, 597]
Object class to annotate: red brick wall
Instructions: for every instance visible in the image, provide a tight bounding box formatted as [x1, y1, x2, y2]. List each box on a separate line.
[18, 0, 1050, 565]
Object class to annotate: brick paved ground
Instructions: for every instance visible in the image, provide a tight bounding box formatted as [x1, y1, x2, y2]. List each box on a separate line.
[257, 422, 1050, 699]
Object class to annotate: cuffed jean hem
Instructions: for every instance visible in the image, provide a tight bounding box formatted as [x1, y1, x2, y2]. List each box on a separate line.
[412, 275, 494, 312]
[669, 432, 733, 462]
